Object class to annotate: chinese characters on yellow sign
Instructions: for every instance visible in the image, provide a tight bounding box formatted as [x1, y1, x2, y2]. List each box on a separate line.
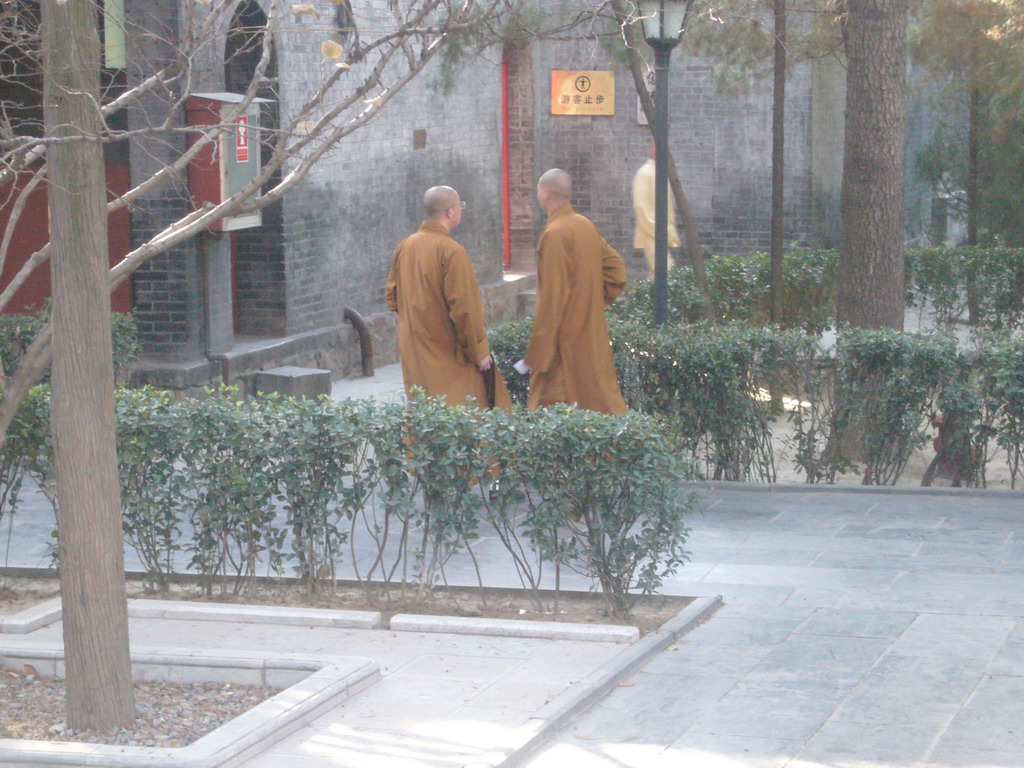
[551, 70, 615, 116]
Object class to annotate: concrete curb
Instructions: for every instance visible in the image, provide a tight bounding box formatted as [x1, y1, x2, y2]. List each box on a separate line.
[127, 599, 382, 629]
[1, 599, 383, 635]
[0, 648, 380, 767]
[389, 614, 640, 643]
[0, 597, 61, 634]
[703, 479, 1024, 499]
[468, 594, 723, 768]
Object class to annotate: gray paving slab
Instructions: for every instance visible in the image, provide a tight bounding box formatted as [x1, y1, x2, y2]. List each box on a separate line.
[924, 745, 1024, 768]
[792, 721, 941, 767]
[330, 362, 405, 403]
[794, 607, 916, 639]
[829, 653, 990, 726]
[564, 671, 739, 744]
[730, 634, 889, 698]
[688, 690, 842, 741]
[677, 616, 802, 647]
[667, 732, 803, 768]
[886, 613, 1016, 659]
[935, 674, 1024, 752]
[521, 486, 1024, 768]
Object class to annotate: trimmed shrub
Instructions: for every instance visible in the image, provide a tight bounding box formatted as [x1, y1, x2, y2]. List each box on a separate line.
[830, 328, 958, 485]
[0, 309, 138, 383]
[492, 405, 696, 615]
[488, 318, 532, 406]
[176, 388, 283, 595]
[975, 335, 1024, 488]
[53, 388, 696, 613]
[613, 321, 792, 483]
[0, 385, 51, 548]
[610, 249, 838, 332]
[906, 246, 1024, 330]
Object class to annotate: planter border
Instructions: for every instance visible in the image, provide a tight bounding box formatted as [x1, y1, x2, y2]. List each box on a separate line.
[0, 592, 722, 768]
[0, 648, 379, 768]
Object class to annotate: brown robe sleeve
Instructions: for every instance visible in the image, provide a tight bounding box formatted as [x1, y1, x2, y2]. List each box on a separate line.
[385, 243, 402, 312]
[525, 229, 571, 374]
[601, 239, 627, 306]
[443, 248, 489, 365]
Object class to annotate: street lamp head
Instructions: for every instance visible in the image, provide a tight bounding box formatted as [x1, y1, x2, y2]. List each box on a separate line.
[637, 0, 696, 49]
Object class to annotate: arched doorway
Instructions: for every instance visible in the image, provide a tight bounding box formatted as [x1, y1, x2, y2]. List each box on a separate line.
[224, 0, 286, 337]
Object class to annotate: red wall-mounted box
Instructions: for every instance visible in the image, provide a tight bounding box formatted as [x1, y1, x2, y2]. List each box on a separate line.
[186, 92, 271, 232]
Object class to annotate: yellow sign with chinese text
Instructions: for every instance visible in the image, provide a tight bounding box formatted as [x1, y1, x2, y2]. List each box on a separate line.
[551, 70, 615, 116]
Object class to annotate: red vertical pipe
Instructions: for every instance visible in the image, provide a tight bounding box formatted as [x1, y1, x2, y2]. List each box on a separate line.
[501, 47, 511, 271]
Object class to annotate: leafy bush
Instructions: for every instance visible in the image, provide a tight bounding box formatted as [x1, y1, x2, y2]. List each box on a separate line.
[398, 394, 491, 600]
[0, 385, 51, 551]
[906, 246, 1024, 330]
[613, 321, 798, 482]
[26, 387, 694, 612]
[488, 318, 533, 406]
[830, 328, 958, 485]
[268, 396, 375, 593]
[975, 335, 1024, 488]
[0, 309, 138, 382]
[610, 249, 838, 332]
[496, 406, 696, 615]
[177, 389, 283, 595]
[117, 387, 189, 589]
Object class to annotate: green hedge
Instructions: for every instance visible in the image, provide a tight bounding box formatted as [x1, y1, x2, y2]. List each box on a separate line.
[607, 246, 1024, 333]
[489, 318, 1024, 488]
[905, 246, 1024, 330]
[3, 388, 696, 615]
[609, 249, 838, 332]
[0, 309, 138, 382]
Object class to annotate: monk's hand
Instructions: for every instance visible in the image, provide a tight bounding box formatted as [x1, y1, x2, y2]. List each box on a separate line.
[477, 354, 493, 372]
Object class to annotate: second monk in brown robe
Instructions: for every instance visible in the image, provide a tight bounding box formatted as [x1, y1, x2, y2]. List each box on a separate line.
[524, 169, 628, 415]
[386, 186, 510, 408]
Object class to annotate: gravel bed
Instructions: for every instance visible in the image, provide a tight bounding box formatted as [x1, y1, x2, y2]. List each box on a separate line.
[0, 666, 276, 747]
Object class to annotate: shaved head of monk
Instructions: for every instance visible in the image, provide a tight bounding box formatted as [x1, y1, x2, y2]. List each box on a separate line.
[423, 186, 461, 219]
[537, 169, 572, 214]
[538, 168, 572, 199]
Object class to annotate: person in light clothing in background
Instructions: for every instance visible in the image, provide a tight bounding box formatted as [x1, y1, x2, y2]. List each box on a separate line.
[632, 141, 680, 279]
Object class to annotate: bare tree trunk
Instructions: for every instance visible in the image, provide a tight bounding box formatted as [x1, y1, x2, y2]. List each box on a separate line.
[769, 0, 786, 326]
[836, 0, 908, 330]
[42, 0, 135, 730]
[965, 87, 980, 323]
[966, 87, 980, 247]
[611, 0, 716, 322]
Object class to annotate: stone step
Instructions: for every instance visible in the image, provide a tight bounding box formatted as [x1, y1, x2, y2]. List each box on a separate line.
[254, 366, 331, 399]
[517, 289, 536, 318]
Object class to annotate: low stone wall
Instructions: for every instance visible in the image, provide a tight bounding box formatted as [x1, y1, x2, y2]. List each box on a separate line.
[131, 272, 536, 396]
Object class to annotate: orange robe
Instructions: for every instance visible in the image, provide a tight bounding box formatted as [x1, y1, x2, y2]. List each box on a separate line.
[386, 220, 509, 408]
[525, 203, 628, 415]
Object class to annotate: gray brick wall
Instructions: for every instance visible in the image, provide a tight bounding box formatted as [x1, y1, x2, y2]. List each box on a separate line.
[274, 1, 506, 328]
[528, 35, 818, 259]
[125, 0, 206, 361]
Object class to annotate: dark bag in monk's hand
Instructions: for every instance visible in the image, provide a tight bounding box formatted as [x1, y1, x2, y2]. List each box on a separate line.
[482, 364, 513, 409]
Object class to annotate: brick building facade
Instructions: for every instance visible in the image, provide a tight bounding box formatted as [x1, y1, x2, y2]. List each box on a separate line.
[3, 1, 937, 391]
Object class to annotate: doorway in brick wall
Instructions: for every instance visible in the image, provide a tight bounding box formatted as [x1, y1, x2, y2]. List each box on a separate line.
[224, 0, 286, 338]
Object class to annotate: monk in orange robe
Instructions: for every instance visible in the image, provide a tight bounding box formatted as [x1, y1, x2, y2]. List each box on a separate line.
[386, 185, 510, 408]
[523, 169, 628, 415]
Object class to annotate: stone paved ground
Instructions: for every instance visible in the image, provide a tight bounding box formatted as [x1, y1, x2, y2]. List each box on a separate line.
[522, 488, 1024, 768]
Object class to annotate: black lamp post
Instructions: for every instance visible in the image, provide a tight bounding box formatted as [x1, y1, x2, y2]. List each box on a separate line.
[637, 0, 695, 325]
